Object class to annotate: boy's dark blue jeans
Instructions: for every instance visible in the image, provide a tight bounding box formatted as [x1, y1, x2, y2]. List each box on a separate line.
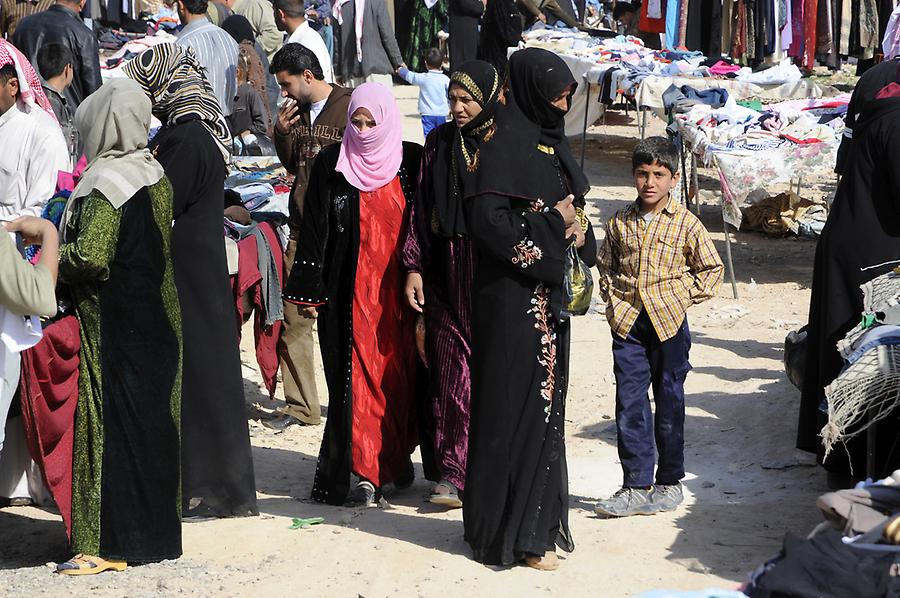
[612, 310, 691, 488]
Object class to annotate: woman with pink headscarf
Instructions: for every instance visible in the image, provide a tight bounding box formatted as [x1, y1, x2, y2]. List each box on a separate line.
[284, 83, 423, 506]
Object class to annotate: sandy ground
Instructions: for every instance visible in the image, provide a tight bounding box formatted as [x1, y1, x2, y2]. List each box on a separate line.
[1, 84, 834, 597]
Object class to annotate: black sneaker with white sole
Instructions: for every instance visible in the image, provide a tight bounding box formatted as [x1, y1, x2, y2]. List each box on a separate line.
[594, 486, 657, 517]
[651, 483, 684, 512]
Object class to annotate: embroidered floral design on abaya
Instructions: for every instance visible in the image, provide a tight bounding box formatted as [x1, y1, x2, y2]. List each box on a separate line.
[512, 238, 543, 268]
[528, 284, 557, 422]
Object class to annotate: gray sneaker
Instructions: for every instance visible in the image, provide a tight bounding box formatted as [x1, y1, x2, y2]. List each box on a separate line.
[652, 483, 684, 512]
[594, 487, 657, 517]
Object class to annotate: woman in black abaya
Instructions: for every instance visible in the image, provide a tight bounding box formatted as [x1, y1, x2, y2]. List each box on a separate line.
[125, 45, 258, 519]
[462, 48, 596, 570]
[799, 83, 900, 480]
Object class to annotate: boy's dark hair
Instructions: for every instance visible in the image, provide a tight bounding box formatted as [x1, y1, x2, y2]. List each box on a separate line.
[37, 43, 74, 81]
[181, 0, 208, 15]
[425, 47, 443, 69]
[632, 136, 679, 175]
[273, 0, 305, 18]
[270, 42, 324, 80]
[0, 64, 16, 85]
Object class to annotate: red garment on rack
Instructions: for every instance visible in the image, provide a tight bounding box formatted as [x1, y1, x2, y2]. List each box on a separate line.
[802, 0, 817, 69]
[639, 0, 666, 33]
[231, 221, 285, 397]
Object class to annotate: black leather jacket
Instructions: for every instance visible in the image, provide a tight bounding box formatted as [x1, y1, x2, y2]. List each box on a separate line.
[13, 5, 101, 109]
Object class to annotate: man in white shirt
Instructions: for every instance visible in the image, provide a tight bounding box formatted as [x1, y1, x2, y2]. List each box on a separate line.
[0, 47, 68, 223]
[0, 41, 67, 507]
[273, 0, 334, 84]
[171, 0, 240, 115]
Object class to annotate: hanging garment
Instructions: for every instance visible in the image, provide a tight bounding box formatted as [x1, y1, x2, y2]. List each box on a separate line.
[639, 0, 666, 33]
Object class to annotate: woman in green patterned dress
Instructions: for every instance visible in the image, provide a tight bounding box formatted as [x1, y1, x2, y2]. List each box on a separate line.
[404, 0, 448, 72]
[55, 79, 183, 575]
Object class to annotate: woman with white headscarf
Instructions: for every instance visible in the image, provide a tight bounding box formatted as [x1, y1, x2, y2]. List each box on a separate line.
[56, 78, 182, 575]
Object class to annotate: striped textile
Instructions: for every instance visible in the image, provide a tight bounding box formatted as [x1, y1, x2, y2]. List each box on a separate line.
[597, 199, 723, 342]
[0, 0, 52, 39]
[175, 19, 239, 116]
[123, 43, 232, 162]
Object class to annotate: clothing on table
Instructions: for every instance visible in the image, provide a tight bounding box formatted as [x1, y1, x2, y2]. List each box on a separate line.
[462, 48, 595, 566]
[0, 41, 69, 222]
[42, 83, 81, 165]
[399, 67, 450, 117]
[799, 94, 900, 477]
[477, 0, 522, 80]
[176, 19, 240, 116]
[233, 0, 284, 60]
[287, 20, 335, 83]
[0, 0, 53, 38]
[273, 84, 350, 424]
[283, 139, 423, 502]
[403, 0, 447, 72]
[335, 0, 404, 79]
[745, 529, 899, 598]
[597, 199, 723, 343]
[12, 4, 101, 109]
[448, 0, 482, 70]
[612, 310, 690, 488]
[817, 475, 900, 536]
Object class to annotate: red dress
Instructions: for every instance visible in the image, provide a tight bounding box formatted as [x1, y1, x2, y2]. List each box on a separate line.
[350, 176, 418, 486]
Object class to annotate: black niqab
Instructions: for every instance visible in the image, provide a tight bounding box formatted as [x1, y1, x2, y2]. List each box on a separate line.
[469, 48, 590, 202]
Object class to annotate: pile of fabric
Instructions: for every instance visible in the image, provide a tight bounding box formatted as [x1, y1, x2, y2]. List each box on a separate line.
[741, 191, 827, 238]
[223, 157, 291, 397]
[744, 474, 900, 597]
[675, 93, 848, 164]
[820, 269, 900, 459]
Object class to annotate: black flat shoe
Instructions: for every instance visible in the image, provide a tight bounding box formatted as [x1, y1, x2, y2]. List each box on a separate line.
[394, 459, 415, 491]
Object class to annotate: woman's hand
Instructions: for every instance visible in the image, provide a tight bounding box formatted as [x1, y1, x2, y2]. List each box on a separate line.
[554, 194, 576, 229]
[405, 272, 425, 313]
[299, 306, 318, 319]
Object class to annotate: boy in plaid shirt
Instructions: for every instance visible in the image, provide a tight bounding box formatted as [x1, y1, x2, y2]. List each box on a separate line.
[594, 137, 723, 517]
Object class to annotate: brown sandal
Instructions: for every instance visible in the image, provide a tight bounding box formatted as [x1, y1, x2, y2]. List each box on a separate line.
[525, 552, 559, 571]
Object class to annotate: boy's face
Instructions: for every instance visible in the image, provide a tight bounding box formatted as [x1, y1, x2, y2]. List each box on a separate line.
[633, 160, 679, 211]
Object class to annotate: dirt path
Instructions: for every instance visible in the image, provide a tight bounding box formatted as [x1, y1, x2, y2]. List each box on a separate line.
[1, 86, 830, 597]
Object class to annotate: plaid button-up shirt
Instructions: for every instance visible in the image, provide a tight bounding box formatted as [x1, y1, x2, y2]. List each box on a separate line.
[597, 198, 723, 341]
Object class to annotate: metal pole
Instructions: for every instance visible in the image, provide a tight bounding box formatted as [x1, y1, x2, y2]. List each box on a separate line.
[640, 108, 647, 139]
[680, 136, 689, 206]
[722, 217, 739, 299]
[691, 152, 700, 216]
[580, 74, 590, 170]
